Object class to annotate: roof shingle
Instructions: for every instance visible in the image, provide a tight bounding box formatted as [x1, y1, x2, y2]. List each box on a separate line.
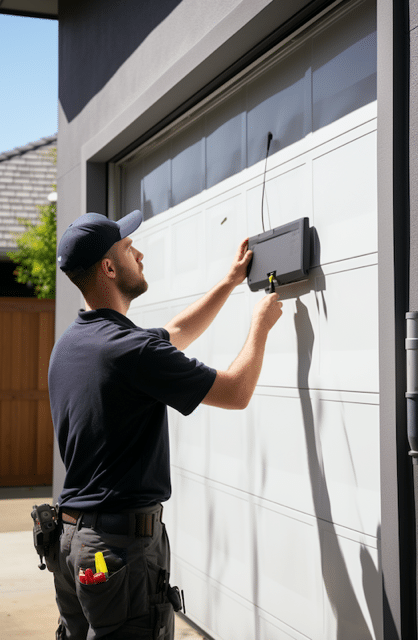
[0, 135, 57, 258]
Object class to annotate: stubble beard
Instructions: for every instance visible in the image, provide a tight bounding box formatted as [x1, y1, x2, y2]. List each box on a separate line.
[117, 272, 148, 303]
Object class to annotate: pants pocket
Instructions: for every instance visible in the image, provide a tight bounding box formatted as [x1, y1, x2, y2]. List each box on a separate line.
[146, 559, 166, 603]
[152, 603, 174, 640]
[44, 521, 62, 573]
[76, 564, 130, 632]
[60, 522, 76, 554]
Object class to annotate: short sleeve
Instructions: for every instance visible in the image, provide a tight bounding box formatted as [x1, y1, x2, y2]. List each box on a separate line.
[124, 333, 217, 416]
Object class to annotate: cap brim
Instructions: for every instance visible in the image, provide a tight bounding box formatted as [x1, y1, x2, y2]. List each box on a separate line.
[117, 209, 143, 238]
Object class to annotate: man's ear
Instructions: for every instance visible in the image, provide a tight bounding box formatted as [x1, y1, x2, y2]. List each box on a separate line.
[101, 258, 116, 279]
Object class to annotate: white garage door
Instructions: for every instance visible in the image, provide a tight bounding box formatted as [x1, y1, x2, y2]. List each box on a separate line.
[113, 0, 380, 638]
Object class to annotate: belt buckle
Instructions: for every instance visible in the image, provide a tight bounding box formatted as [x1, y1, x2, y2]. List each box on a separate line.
[61, 509, 80, 525]
[135, 512, 154, 537]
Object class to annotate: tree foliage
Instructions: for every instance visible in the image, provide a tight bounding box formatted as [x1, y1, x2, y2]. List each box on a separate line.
[7, 200, 57, 299]
[7, 147, 57, 299]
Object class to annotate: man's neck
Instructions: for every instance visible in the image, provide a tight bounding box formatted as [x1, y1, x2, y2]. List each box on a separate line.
[84, 294, 130, 316]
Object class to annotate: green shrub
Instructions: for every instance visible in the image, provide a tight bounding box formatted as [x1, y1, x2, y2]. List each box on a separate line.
[7, 147, 57, 299]
[7, 199, 57, 299]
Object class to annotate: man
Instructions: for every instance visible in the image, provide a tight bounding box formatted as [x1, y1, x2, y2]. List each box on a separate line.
[48, 209, 282, 639]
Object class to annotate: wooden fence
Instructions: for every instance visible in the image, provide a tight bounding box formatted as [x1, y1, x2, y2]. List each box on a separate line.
[0, 298, 55, 486]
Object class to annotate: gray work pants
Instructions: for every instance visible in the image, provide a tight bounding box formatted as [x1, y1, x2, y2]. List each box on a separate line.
[51, 503, 174, 639]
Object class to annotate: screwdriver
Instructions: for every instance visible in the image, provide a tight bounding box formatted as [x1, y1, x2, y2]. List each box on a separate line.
[95, 552, 109, 579]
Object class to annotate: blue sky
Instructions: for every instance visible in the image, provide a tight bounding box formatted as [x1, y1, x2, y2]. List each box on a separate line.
[0, 14, 58, 154]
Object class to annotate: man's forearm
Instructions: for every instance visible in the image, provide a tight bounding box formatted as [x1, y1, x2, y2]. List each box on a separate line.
[223, 319, 269, 408]
[164, 276, 236, 351]
[202, 319, 269, 410]
[201, 291, 283, 410]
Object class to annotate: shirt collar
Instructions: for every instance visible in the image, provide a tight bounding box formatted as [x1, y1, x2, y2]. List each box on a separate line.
[76, 308, 136, 327]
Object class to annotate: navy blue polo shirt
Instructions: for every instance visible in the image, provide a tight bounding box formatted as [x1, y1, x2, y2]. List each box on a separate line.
[48, 308, 216, 512]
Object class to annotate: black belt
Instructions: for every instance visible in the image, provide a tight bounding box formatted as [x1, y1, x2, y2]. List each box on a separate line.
[61, 507, 160, 537]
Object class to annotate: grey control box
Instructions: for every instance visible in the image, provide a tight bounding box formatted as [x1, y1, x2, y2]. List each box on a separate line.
[247, 218, 310, 291]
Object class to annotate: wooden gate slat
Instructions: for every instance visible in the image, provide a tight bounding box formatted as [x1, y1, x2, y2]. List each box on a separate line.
[0, 298, 55, 487]
[36, 400, 54, 477]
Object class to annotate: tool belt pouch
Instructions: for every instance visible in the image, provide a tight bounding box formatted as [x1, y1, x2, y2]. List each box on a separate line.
[31, 503, 59, 572]
[167, 585, 183, 612]
[153, 602, 174, 640]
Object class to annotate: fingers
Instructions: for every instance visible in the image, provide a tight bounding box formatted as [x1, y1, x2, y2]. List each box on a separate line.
[242, 249, 253, 266]
[235, 238, 248, 260]
[263, 292, 283, 323]
[269, 292, 283, 309]
[228, 238, 253, 286]
[236, 238, 252, 265]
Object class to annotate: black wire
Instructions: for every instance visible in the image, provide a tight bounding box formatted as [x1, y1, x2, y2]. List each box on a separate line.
[261, 132, 273, 233]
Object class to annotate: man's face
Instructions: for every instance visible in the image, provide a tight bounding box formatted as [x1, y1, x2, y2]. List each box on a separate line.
[110, 237, 148, 301]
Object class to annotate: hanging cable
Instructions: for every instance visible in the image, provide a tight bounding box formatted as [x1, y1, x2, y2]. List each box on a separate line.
[261, 132, 273, 233]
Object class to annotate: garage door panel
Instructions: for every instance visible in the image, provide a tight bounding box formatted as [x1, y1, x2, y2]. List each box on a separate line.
[171, 213, 205, 297]
[206, 290, 249, 372]
[168, 403, 208, 478]
[312, 131, 377, 265]
[172, 120, 205, 206]
[250, 394, 315, 514]
[122, 158, 142, 218]
[317, 264, 378, 392]
[204, 489, 254, 602]
[129, 300, 173, 331]
[256, 505, 320, 639]
[131, 227, 170, 306]
[258, 615, 310, 640]
[247, 42, 311, 166]
[168, 472, 208, 573]
[320, 528, 382, 640]
[142, 145, 171, 219]
[257, 287, 319, 389]
[205, 194, 246, 288]
[312, 0, 377, 131]
[246, 163, 310, 238]
[318, 400, 380, 535]
[168, 558, 259, 640]
[168, 474, 254, 601]
[207, 404, 248, 491]
[205, 89, 246, 189]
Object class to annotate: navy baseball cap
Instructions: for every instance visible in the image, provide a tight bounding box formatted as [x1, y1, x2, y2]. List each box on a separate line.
[57, 210, 143, 273]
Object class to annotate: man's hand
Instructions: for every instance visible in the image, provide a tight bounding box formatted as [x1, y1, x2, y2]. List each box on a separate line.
[252, 291, 283, 332]
[225, 238, 253, 287]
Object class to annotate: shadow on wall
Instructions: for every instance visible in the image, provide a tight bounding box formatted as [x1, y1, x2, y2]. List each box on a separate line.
[243, 225, 383, 638]
[295, 298, 380, 639]
[59, 0, 183, 122]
